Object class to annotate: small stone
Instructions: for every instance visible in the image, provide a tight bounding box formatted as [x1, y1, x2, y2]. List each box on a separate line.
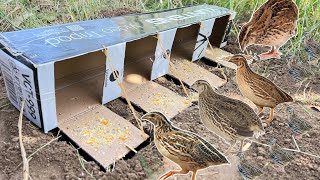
[50, 175, 57, 180]
[257, 147, 266, 154]
[31, 130, 38, 135]
[77, 172, 85, 178]
[279, 122, 285, 126]
[127, 173, 138, 180]
[308, 164, 314, 169]
[284, 139, 291, 143]
[12, 137, 19, 142]
[257, 156, 264, 160]
[134, 163, 143, 172]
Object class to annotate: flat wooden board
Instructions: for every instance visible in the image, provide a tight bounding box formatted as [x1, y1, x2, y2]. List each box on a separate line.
[204, 47, 254, 69]
[204, 47, 236, 69]
[126, 81, 191, 119]
[169, 54, 226, 88]
[59, 105, 147, 168]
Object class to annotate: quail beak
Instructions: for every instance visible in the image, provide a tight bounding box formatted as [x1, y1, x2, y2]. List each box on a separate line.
[239, 43, 246, 53]
[190, 84, 197, 91]
[228, 58, 237, 65]
[141, 114, 151, 122]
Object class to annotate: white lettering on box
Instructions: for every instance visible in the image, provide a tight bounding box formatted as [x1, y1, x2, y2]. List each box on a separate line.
[145, 7, 229, 25]
[45, 24, 143, 47]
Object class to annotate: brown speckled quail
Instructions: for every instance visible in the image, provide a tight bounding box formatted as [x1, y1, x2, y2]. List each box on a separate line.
[191, 80, 265, 154]
[229, 55, 293, 126]
[141, 112, 229, 180]
[239, 0, 298, 60]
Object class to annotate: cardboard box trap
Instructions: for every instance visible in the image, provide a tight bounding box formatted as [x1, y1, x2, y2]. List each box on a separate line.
[0, 5, 235, 168]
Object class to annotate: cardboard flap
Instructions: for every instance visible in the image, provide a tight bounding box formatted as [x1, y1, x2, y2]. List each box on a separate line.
[126, 81, 191, 119]
[58, 105, 147, 168]
[170, 54, 226, 88]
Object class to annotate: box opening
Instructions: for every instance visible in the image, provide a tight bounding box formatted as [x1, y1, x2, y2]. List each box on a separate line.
[171, 24, 200, 59]
[209, 15, 230, 47]
[123, 36, 157, 91]
[54, 51, 106, 124]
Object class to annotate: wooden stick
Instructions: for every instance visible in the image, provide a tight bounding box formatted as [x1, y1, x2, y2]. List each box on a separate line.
[249, 139, 320, 159]
[291, 135, 300, 152]
[124, 143, 138, 153]
[102, 47, 146, 139]
[71, 144, 96, 179]
[155, 35, 189, 98]
[18, 100, 29, 180]
[200, 24, 228, 84]
[15, 135, 61, 170]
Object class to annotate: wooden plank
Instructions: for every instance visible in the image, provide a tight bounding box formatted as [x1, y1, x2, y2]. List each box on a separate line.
[169, 54, 227, 88]
[204, 47, 253, 69]
[204, 47, 237, 69]
[59, 105, 147, 168]
[126, 81, 191, 119]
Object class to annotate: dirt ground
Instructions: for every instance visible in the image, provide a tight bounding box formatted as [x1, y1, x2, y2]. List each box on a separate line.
[1, 9, 320, 180]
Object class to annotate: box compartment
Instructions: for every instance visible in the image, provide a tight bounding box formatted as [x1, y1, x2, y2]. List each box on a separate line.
[171, 24, 200, 60]
[210, 15, 231, 47]
[122, 36, 157, 91]
[55, 51, 106, 125]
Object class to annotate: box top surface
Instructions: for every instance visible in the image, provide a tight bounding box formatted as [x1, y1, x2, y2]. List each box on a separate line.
[0, 5, 234, 65]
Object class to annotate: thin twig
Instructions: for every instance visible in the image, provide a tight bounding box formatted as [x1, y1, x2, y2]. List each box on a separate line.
[15, 135, 62, 170]
[154, 35, 189, 98]
[71, 144, 96, 180]
[124, 143, 138, 153]
[200, 24, 229, 84]
[303, 80, 311, 100]
[18, 100, 29, 180]
[291, 135, 300, 152]
[0, 103, 11, 110]
[102, 47, 146, 139]
[249, 139, 320, 159]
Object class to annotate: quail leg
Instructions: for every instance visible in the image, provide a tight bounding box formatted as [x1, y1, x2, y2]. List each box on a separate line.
[239, 140, 244, 153]
[191, 170, 198, 180]
[262, 108, 274, 126]
[160, 169, 188, 180]
[259, 46, 282, 60]
[225, 141, 236, 155]
[256, 106, 263, 115]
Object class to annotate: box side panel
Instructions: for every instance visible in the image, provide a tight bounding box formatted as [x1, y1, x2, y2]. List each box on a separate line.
[37, 63, 57, 132]
[102, 43, 126, 104]
[0, 50, 42, 128]
[192, 18, 215, 61]
[151, 28, 177, 80]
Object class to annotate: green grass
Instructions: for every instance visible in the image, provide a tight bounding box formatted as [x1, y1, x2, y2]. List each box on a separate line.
[0, 0, 319, 58]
